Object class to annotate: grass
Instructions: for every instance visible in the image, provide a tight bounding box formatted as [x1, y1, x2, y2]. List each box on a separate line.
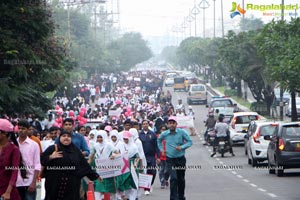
[215, 86, 252, 109]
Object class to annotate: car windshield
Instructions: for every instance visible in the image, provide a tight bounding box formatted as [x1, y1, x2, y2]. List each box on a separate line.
[235, 115, 258, 124]
[282, 126, 300, 138]
[260, 125, 277, 136]
[211, 100, 232, 108]
[191, 85, 205, 91]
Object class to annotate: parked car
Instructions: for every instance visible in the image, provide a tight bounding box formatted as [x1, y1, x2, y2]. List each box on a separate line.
[274, 88, 290, 106]
[285, 97, 300, 117]
[265, 122, 300, 177]
[228, 112, 263, 144]
[245, 121, 279, 167]
[187, 84, 207, 105]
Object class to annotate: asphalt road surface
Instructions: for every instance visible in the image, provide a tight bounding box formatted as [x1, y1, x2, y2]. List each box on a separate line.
[37, 86, 300, 200]
[141, 86, 300, 200]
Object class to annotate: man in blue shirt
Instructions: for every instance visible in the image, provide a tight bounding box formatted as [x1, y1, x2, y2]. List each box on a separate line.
[56, 118, 90, 157]
[157, 116, 192, 200]
[139, 119, 160, 196]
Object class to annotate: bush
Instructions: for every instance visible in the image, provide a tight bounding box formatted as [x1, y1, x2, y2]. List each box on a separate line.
[224, 89, 237, 97]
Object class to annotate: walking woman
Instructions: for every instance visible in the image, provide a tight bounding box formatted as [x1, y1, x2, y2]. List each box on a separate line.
[88, 130, 119, 200]
[0, 119, 22, 200]
[119, 131, 143, 200]
[41, 130, 102, 200]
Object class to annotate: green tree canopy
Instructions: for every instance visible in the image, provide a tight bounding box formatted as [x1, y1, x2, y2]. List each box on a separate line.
[0, 0, 72, 116]
[108, 32, 153, 71]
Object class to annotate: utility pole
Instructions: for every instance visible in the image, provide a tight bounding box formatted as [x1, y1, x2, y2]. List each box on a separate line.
[280, 0, 285, 121]
[198, 0, 209, 38]
[212, 0, 216, 38]
[67, 3, 71, 49]
[191, 0, 200, 37]
[221, 0, 224, 38]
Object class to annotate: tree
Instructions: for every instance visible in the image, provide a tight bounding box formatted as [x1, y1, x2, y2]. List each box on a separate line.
[0, 0, 72, 116]
[239, 16, 264, 31]
[108, 32, 153, 71]
[160, 46, 178, 65]
[256, 18, 300, 121]
[176, 37, 210, 70]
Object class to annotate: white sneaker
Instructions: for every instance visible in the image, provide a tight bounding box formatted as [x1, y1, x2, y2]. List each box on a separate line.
[145, 191, 150, 195]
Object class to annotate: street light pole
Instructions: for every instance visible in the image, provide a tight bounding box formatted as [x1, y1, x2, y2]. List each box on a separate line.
[221, 0, 224, 38]
[198, 0, 209, 38]
[212, 0, 216, 38]
[280, 0, 284, 121]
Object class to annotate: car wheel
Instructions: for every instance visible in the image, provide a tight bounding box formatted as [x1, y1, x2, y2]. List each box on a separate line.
[252, 158, 258, 167]
[275, 160, 284, 177]
[268, 157, 275, 174]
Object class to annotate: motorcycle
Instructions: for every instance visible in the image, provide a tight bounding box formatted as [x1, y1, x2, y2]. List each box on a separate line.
[205, 128, 215, 146]
[217, 137, 231, 157]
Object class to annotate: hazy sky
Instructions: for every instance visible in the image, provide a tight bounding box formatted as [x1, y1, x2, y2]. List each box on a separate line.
[119, 0, 298, 38]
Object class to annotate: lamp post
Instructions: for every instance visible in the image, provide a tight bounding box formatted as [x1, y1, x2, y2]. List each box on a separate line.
[221, 0, 224, 38]
[279, 0, 284, 121]
[191, 0, 200, 37]
[212, 0, 216, 38]
[198, 0, 210, 38]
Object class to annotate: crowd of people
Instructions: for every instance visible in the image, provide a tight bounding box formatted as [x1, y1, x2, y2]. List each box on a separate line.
[0, 70, 194, 200]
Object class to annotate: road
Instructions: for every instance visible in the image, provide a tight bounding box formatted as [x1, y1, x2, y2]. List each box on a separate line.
[141, 87, 300, 200]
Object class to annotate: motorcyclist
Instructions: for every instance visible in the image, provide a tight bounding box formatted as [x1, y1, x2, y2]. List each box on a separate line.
[210, 114, 235, 157]
[204, 111, 217, 145]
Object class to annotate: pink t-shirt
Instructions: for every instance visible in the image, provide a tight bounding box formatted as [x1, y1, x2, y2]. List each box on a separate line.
[16, 137, 41, 187]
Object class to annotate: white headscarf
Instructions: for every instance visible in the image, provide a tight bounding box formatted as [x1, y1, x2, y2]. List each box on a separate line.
[123, 131, 139, 158]
[110, 130, 126, 154]
[129, 128, 146, 167]
[94, 130, 116, 158]
[89, 129, 97, 149]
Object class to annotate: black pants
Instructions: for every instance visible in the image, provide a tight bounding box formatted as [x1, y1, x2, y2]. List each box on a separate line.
[166, 156, 186, 200]
[213, 136, 234, 154]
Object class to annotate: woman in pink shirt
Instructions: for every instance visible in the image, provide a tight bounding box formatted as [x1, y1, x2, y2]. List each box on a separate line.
[0, 119, 23, 200]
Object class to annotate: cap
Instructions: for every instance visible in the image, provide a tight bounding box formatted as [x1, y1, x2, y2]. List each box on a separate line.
[104, 125, 112, 132]
[168, 116, 177, 123]
[188, 106, 192, 109]
[0, 119, 14, 132]
[123, 131, 132, 139]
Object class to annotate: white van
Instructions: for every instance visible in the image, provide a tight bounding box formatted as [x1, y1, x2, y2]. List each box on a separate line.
[187, 84, 207, 105]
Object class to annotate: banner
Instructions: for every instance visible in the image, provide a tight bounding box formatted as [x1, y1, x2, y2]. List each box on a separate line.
[138, 173, 153, 189]
[95, 153, 130, 179]
[174, 116, 194, 128]
[109, 109, 122, 117]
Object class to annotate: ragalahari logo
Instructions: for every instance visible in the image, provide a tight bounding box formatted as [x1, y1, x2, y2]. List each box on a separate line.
[230, 2, 246, 18]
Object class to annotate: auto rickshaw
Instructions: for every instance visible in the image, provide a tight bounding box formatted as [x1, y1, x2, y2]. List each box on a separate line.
[173, 76, 185, 91]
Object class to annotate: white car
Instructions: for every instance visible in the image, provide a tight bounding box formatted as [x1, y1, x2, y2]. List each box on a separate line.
[164, 77, 174, 87]
[228, 112, 264, 144]
[187, 84, 207, 105]
[245, 121, 279, 167]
